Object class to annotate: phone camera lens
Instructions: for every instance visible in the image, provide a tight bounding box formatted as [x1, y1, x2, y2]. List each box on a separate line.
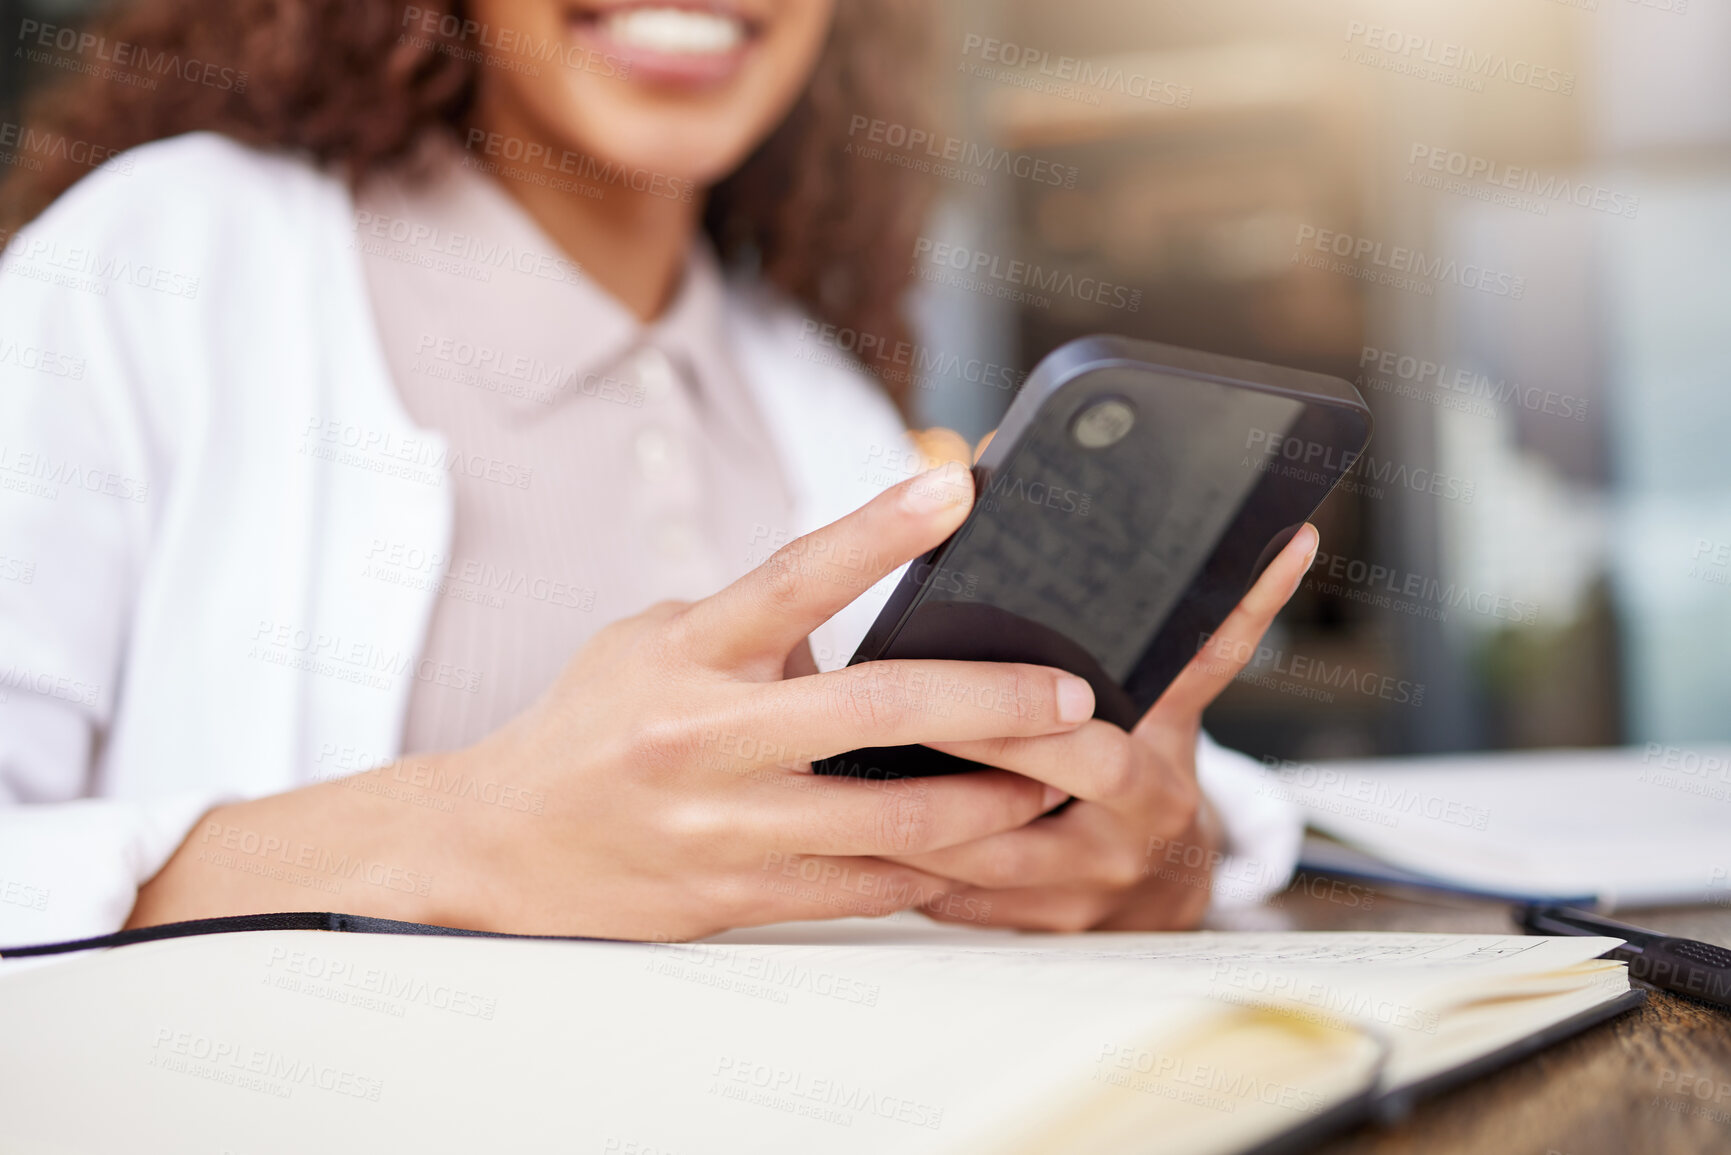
[1072, 398, 1135, 448]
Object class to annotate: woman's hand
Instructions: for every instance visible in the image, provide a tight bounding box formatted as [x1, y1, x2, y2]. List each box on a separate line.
[882, 522, 1317, 931]
[909, 426, 993, 469]
[892, 425, 1316, 932]
[130, 464, 1099, 941]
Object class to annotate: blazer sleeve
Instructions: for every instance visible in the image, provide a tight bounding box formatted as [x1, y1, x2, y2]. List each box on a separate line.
[0, 157, 231, 953]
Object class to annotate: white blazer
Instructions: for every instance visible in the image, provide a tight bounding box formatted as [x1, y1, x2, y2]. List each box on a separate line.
[0, 134, 1300, 949]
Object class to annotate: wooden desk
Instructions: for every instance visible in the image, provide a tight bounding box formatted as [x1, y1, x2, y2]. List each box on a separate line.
[1209, 883, 1731, 1155]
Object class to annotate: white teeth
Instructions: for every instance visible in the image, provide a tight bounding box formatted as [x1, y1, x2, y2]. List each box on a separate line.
[604, 7, 746, 54]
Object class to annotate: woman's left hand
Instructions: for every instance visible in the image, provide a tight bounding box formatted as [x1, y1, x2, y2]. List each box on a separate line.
[890, 428, 1318, 931]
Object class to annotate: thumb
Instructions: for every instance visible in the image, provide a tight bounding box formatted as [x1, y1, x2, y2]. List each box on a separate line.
[909, 427, 974, 471]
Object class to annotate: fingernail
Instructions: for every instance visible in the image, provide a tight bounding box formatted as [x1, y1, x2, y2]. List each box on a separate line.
[1297, 524, 1320, 573]
[902, 464, 971, 515]
[1056, 675, 1094, 724]
[1041, 785, 1068, 811]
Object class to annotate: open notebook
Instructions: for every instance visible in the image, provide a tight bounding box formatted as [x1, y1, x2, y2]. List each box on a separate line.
[0, 923, 1636, 1155]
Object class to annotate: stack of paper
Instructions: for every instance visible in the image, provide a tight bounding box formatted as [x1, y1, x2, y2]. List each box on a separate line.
[1265, 745, 1731, 907]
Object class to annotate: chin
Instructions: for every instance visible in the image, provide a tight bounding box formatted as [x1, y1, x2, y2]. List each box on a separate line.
[551, 86, 778, 188]
[472, 0, 834, 189]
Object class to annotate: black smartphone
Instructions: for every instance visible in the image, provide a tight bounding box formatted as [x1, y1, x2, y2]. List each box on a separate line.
[814, 335, 1372, 780]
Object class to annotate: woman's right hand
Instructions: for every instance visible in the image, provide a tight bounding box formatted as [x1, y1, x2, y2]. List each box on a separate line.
[128, 464, 1096, 941]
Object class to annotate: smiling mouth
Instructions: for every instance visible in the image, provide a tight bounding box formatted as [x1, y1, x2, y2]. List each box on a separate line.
[566, 3, 762, 86]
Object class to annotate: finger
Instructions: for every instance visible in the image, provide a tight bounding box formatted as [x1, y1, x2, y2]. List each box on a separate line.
[783, 638, 819, 679]
[735, 854, 970, 924]
[921, 883, 1119, 934]
[922, 719, 1143, 804]
[926, 723, 1200, 837]
[973, 429, 996, 463]
[734, 766, 1067, 857]
[888, 801, 1149, 891]
[746, 658, 1096, 756]
[679, 463, 974, 669]
[909, 427, 973, 471]
[1144, 522, 1319, 727]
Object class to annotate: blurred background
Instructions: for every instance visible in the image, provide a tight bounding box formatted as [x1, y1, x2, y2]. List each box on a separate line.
[910, 0, 1731, 762]
[5, 0, 1727, 762]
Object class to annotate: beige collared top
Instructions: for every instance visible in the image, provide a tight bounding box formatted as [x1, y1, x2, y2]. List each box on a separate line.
[354, 143, 795, 754]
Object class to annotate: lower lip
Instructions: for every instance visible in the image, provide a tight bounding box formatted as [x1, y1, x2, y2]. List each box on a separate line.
[568, 16, 754, 88]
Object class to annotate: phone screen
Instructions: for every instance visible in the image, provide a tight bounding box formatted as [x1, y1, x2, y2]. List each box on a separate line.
[820, 349, 1367, 778]
[933, 368, 1307, 684]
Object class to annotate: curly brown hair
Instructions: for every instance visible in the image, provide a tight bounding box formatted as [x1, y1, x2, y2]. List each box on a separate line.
[1, 0, 935, 406]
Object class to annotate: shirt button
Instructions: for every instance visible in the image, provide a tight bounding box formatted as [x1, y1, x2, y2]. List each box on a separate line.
[633, 346, 678, 405]
[634, 427, 674, 478]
